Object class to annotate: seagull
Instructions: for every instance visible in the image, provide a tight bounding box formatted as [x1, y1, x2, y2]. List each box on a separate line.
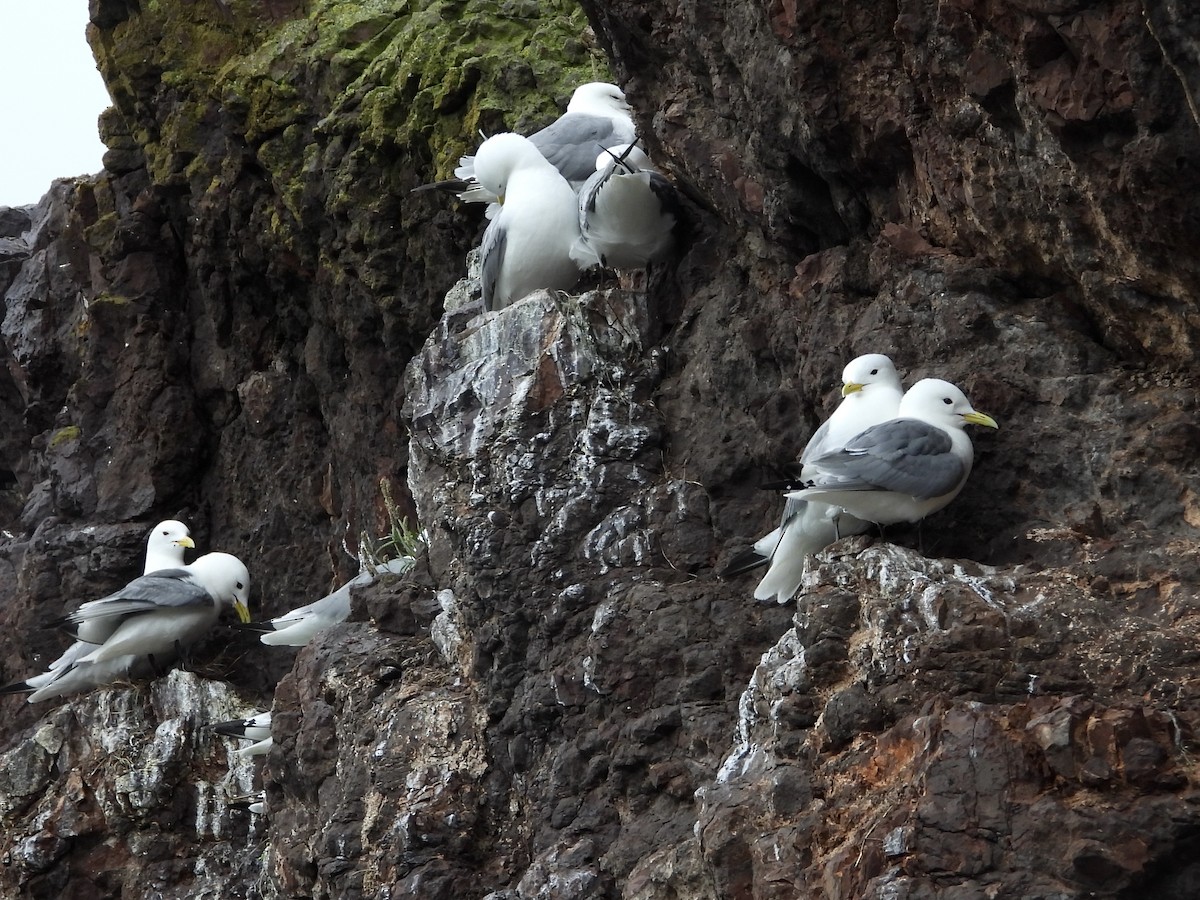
[475, 132, 582, 310]
[238, 571, 372, 647]
[453, 82, 636, 204]
[723, 355, 904, 602]
[786, 378, 999, 525]
[798, 354, 905, 472]
[214, 710, 273, 757]
[238, 557, 413, 647]
[570, 144, 679, 271]
[2, 519, 201, 702]
[50, 552, 251, 664]
[4, 552, 252, 703]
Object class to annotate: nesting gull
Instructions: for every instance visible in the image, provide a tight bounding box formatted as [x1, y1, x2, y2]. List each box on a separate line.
[51, 552, 251, 665]
[239, 556, 413, 647]
[227, 791, 266, 815]
[453, 82, 636, 206]
[2, 519, 202, 702]
[5, 553, 251, 703]
[787, 378, 998, 525]
[570, 144, 679, 271]
[475, 132, 582, 310]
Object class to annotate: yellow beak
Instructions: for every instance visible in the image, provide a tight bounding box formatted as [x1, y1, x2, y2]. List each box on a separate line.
[841, 381, 864, 398]
[234, 601, 251, 624]
[177, 536, 196, 550]
[964, 411, 999, 429]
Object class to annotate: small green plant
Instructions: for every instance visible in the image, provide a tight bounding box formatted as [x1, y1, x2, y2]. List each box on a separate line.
[356, 478, 423, 573]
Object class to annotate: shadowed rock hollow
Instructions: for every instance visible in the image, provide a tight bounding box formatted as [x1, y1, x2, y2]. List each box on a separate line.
[1, 0, 1198, 897]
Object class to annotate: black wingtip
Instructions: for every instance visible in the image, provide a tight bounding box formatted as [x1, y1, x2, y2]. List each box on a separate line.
[229, 621, 277, 635]
[410, 178, 470, 196]
[718, 548, 770, 579]
[0, 679, 34, 696]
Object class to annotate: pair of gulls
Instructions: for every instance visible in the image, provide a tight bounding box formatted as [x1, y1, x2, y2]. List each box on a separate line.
[436, 82, 680, 310]
[2, 522, 251, 703]
[726, 355, 999, 603]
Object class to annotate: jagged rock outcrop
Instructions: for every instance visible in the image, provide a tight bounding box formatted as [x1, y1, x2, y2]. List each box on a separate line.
[1, 0, 1199, 897]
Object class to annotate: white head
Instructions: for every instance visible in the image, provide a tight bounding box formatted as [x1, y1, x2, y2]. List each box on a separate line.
[144, 520, 195, 574]
[840, 354, 902, 398]
[899, 378, 999, 431]
[472, 132, 550, 199]
[566, 82, 632, 117]
[189, 552, 252, 623]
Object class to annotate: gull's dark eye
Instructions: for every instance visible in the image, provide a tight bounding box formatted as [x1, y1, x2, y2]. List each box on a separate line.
[870, 368, 879, 375]
[236, 581, 245, 590]
[942, 397, 953, 405]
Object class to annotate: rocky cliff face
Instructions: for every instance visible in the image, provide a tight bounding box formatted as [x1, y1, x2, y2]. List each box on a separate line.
[1, 0, 1198, 897]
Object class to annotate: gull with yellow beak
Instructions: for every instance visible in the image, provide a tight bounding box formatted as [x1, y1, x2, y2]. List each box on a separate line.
[451, 82, 637, 209]
[786, 378, 999, 525]
[57, 552, 251, 664]
[727, 355, 902, 602]
[799, 354, 904, 470]
[142, 519, 196, 573]
[1, 520, 250, 702]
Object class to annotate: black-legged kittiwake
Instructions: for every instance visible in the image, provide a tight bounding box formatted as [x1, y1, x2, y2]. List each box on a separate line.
[238, 557, 412, 647]
[455, 82, 637, 204]
[724, 355, 904, 603]
[2, 519, 203, 702]
[797, 354, 905, 470]
[214, 710, 273, 757]
[50, 552, 251, 664]
[475, 132, 582, 310]
[787, 378, 999, 525]
[570, 144, 679, 271]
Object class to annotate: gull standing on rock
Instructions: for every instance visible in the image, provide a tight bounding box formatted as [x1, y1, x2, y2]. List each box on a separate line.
[787, 378, 999, 525]
[143, 519, 197, 573]
[475, 132, 583, 310]
[725, 355, 905, 603]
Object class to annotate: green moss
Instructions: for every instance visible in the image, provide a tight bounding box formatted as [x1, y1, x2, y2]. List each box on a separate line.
[90, 0, 612, 305]
[91, 293, 133, 307]
[50, 427, 82, 450]
[84, 212, 120, 253]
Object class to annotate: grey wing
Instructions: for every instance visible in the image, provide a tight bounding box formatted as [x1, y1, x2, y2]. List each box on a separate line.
[479, 217, 506, 311]
[80, 570, 213, 617]
[778, 495, 808, 529]
[808, 419, 963, 499]
[799, 418, 835, 468]
[531, 113, 635, 185]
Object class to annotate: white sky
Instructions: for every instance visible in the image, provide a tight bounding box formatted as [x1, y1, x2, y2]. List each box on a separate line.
[0, 3, 111, 208]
